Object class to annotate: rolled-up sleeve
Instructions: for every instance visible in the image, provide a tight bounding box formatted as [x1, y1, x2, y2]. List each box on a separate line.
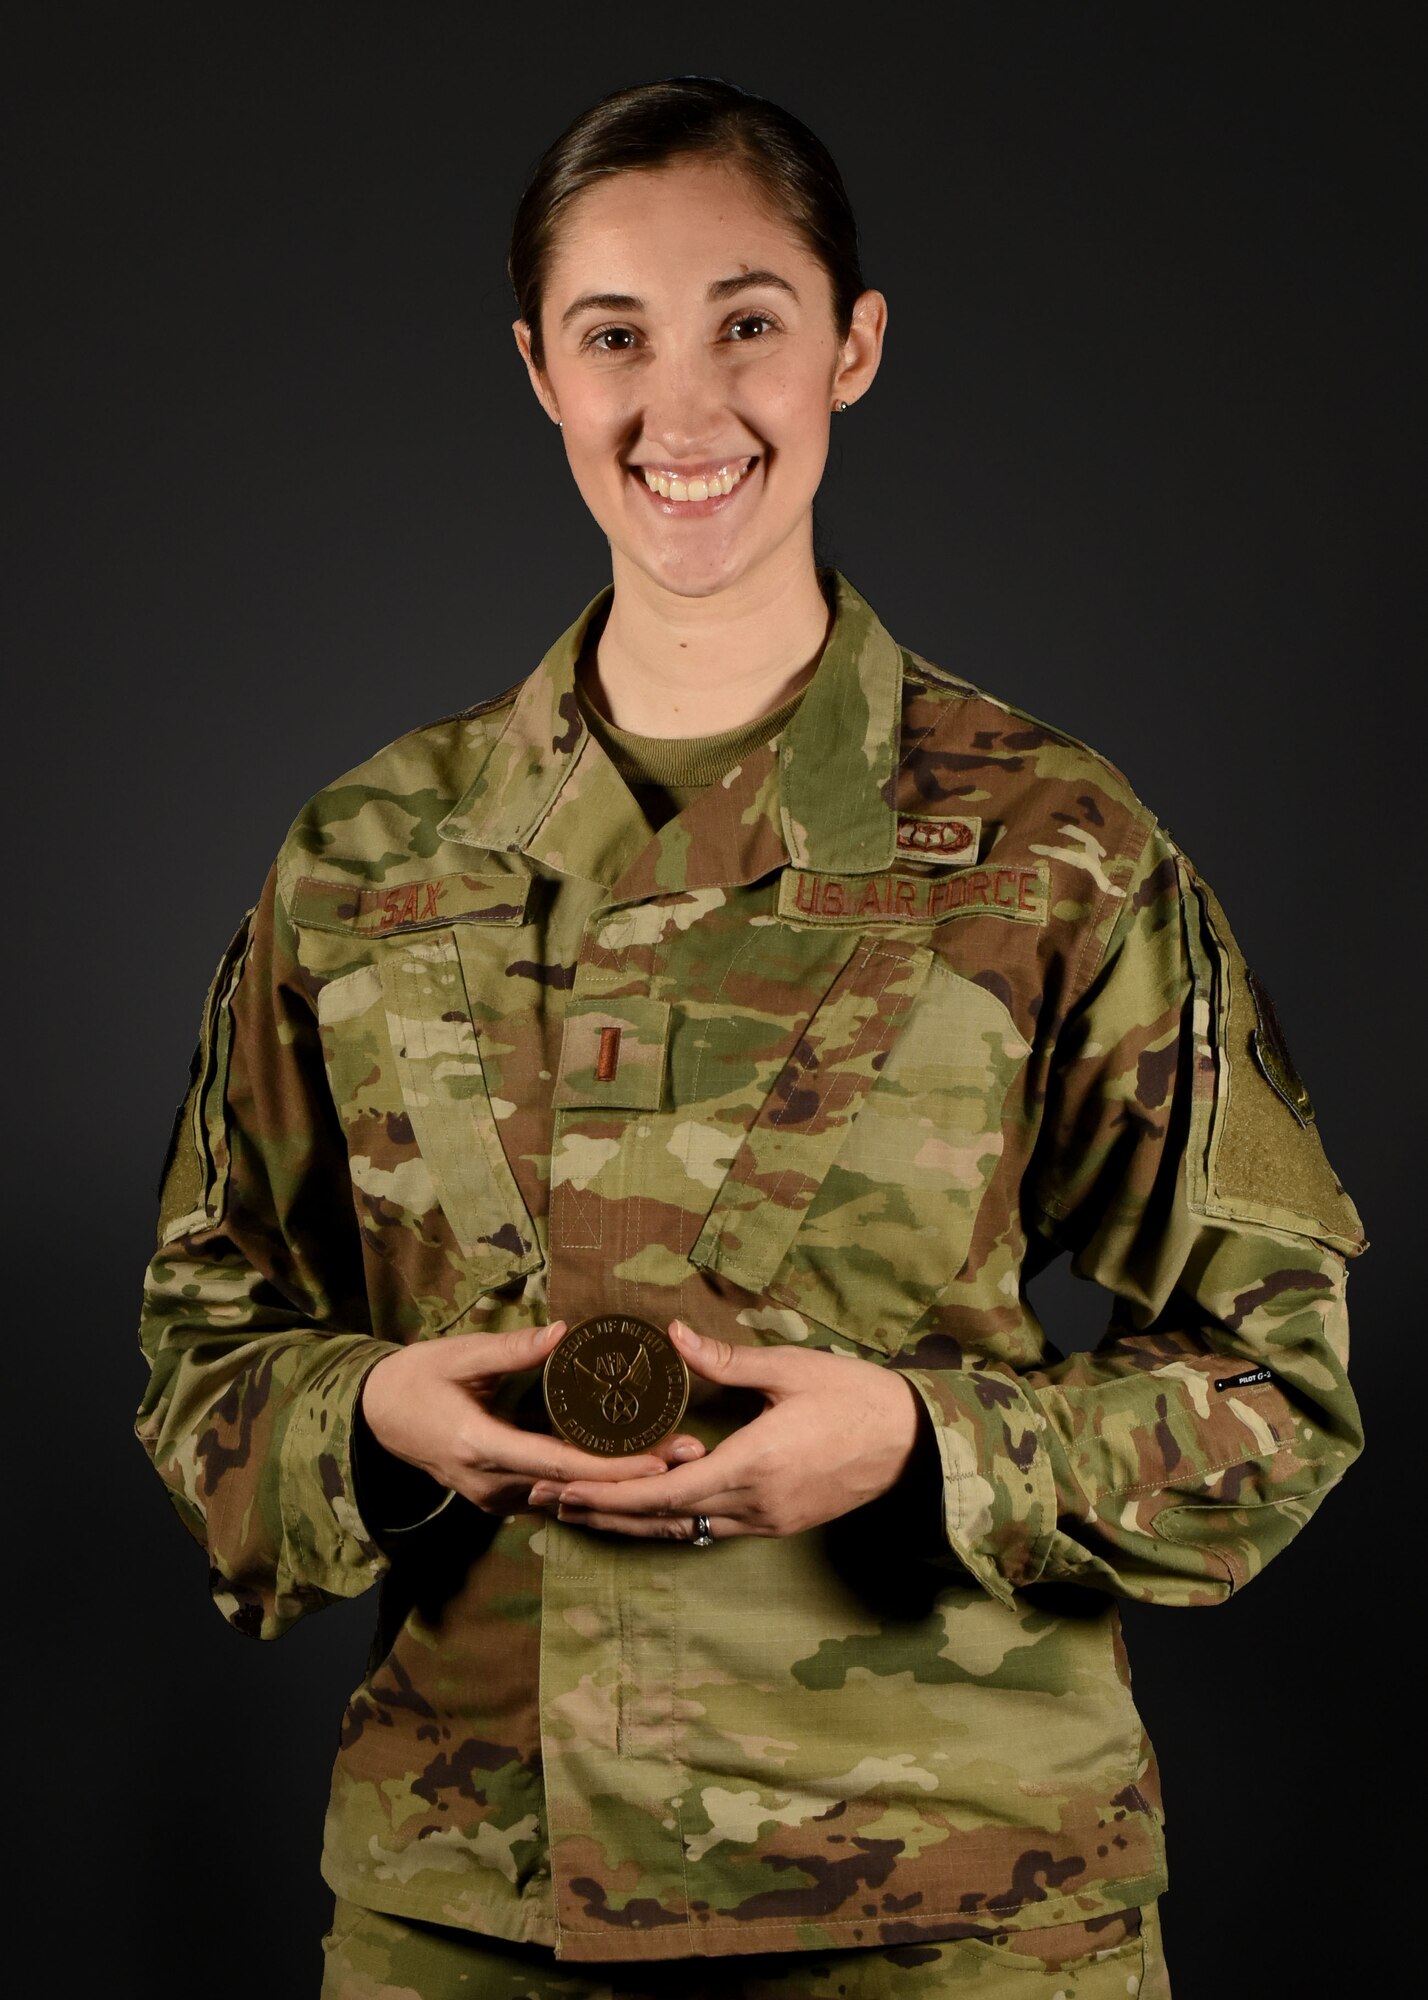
[135, 864, 408, 1638]
[903, 823, 1365, 1608]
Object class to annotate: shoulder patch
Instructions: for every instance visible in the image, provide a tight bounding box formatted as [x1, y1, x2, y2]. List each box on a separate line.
[1179, 862, 1364, 1254]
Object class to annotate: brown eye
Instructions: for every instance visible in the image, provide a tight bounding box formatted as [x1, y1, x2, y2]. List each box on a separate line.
[727, 313, 776, 341]
[587, 326, 638, 352]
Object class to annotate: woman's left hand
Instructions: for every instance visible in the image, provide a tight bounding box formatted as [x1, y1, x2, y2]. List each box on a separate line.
[527, 1319, 924, 1541]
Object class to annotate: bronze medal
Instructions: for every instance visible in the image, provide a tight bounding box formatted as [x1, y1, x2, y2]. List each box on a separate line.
[543, 1314, 690, 1457]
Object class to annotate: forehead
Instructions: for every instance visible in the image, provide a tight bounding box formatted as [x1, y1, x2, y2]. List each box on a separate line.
[544, 158, 814, 295]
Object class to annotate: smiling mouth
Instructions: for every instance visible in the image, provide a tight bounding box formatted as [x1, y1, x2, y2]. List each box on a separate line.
[631, 456, 759, 504]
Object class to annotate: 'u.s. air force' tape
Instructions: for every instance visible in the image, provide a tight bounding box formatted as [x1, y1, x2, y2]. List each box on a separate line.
[780, 862, 1047, 926]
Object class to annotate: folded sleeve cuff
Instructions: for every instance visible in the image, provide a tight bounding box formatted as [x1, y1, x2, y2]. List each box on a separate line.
[276, 1338, 408, 1602]
[901, 1366, 1059, 1607]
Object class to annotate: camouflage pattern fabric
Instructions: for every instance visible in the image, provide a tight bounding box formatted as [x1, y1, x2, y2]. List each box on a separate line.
[137, 569, 1364, 1965]
[320, 1895, 1168, 1997]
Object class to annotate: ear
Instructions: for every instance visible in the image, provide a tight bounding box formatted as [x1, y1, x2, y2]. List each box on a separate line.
[513, 319, 562, 427]
[830, 288, 889, 413]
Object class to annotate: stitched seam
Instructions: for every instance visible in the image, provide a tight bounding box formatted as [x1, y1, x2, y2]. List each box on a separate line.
[646, 915, 692, 1329]
[894, 681, 941, 779]
[767, 939, 889, 1142]
[672, 1567, 692, 1940]
[765, 939, 876, 1133]
[1068, 816, 1157, 1009]
[1104, 1438, 1288, 1499]
[616, 916, 638, 1319]
[615, 1587, 630, 1759]
[683, 924, 799, 1242]
[554, 1141, 603, 1251]
[446, 941, 538, 1265]
[391, 956, 483, 1259]
[556, 1885, 1156, 1934]
[396, 942, 530, 1264]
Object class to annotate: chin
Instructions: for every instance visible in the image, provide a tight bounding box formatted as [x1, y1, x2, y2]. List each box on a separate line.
[623, 542, 752, 599]
[635, 520, 811, 598]
[656, 561, 748, 599]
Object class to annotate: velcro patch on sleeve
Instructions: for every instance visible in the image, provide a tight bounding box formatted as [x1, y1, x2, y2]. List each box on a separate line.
[1180, 861, 1365, 1254]
[1244, 968, 1314, 1125]
[779, 862, 1047, 926]
[157, 909, 255, 1242]
[894, 813, 981, 862]
[291, 872, 531, 935]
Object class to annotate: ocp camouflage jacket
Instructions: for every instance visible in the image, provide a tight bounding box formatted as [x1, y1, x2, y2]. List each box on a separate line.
[136, 570, 1365, 1964]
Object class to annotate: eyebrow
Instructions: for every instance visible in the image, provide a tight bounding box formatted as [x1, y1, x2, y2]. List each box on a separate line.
[558, 269, 799, 330]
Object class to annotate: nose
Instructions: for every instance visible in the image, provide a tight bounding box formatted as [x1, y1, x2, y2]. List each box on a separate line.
[638, 339, 734, 460]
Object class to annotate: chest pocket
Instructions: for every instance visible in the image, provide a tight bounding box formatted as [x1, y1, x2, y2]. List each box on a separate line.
[304, 874, 542, 1332]
[689, 943, 1030, 1356]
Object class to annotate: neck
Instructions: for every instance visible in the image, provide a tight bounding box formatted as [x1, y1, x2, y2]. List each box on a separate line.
[583, 535, 833, 737]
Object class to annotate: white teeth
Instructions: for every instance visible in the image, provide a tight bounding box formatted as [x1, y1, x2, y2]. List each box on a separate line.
[639, 459, 752, 502]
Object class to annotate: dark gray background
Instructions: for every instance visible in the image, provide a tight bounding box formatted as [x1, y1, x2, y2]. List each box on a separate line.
[8, 5, 1423, 1995]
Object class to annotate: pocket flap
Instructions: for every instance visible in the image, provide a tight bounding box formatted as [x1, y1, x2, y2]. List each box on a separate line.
[292, 872, 531, 936]
[1179, 861, 1364, 1253]
[689, 938, 934, 1293]
[376, 935, 541, 1274]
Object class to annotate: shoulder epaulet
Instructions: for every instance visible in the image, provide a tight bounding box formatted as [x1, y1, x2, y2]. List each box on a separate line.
[410, 677, 525, 736]
[899, 646, 980, 696]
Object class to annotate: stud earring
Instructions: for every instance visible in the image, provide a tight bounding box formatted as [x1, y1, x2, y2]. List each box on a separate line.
[834, 400, 849, 413]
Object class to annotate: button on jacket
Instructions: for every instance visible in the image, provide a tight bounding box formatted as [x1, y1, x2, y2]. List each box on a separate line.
[137, 570, 1365, 1964]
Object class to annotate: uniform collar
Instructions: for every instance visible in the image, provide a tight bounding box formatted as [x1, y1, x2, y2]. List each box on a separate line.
[436, 567, 902, 888]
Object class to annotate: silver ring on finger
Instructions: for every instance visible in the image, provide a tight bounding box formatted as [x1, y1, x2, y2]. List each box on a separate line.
[690, 1514, 714, 1548]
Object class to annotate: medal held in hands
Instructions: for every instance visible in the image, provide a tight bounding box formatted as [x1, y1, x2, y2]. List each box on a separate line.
[543, 1314, 691, 1456]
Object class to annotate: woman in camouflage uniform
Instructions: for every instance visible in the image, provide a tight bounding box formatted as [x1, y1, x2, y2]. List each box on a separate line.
[137, 78, 1364, 1999]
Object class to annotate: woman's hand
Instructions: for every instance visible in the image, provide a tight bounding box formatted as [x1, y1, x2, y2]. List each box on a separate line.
[360, 1320, 704, 1517]
[528, 1319, 923, 1541]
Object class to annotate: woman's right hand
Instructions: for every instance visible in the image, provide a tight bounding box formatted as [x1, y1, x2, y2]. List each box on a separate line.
[359, 1319, 703, 1516]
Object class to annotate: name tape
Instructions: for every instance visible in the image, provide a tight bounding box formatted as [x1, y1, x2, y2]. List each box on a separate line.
[291, 872, 530, 935]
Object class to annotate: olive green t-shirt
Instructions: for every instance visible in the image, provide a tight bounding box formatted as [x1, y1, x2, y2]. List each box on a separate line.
[578, 684, 807, 829]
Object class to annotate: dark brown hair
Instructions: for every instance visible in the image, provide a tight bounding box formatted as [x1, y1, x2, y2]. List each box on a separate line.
[509, 76, 866, 371]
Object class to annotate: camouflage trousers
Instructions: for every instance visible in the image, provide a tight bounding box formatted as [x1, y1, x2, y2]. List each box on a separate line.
[319, 1897, 1171, 1998]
